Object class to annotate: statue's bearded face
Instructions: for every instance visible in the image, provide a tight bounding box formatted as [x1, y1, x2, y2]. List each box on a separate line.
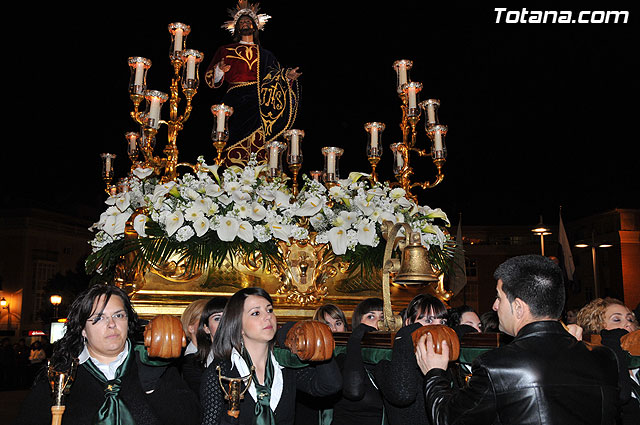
[236, 15, 255, 36]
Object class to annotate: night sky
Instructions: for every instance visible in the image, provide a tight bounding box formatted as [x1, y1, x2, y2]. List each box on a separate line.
[6, 2, 638, 227]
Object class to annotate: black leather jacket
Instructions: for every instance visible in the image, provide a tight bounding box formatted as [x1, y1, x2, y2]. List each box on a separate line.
[424, 320, 621, 425]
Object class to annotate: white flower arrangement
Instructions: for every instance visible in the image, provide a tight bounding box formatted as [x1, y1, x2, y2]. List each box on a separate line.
[291, 172, 451, 256]
[88, 155, 451, 268]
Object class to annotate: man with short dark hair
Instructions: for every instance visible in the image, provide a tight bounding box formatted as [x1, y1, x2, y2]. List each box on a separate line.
[416, 254, 621, 425]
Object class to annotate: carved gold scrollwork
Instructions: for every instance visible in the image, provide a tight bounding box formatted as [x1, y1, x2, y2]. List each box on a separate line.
[275, 233, 337, 306]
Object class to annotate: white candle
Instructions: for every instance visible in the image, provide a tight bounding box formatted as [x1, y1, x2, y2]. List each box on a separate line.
[216, 109, 226, 133]
[149, 98, 162, 123]
[134, 62, 144, 86]
[174, 28, 183, 54]
[186, 55, 196, 80]
[290, 133, 299, 156]
[370, 127, 379, 149]
[327, 153, 336, 174]
[105, 156, 112, 174]
[427, 104, 436, 124]
[396, 152, 404, 169]
[398, 65, 407, 87]
[408, 87, 417, 109]
[269, 146, 279, 169]
[128, 136, 137, 152]
[434, 129, 443, 152]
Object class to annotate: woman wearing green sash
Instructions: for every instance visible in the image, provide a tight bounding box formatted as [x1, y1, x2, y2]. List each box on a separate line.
[200, 287, 342, 425]
[13, 284, 200, 425]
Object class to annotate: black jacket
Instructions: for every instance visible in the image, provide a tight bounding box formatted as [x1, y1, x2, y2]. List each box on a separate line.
[424, 320, 621, 425]
[200, 353, 341, 425]
[13, 349, 200, 425]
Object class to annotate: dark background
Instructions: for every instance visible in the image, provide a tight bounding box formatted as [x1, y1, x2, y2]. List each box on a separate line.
[5, 2, 638, 226]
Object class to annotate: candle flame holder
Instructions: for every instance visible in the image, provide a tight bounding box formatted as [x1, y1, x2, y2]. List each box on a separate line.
[211, 104, 235, 165]
[364, 122, 385, 182]
[385, 60, 448, 201]
[284, 129, 305, 195]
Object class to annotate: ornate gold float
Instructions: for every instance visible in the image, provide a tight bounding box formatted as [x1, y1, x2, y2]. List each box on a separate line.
[86, 20, 457, 322]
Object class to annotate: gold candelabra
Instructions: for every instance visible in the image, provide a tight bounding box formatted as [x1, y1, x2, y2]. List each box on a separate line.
[100, 22, 205, 193]
[363, 60, 448, 202]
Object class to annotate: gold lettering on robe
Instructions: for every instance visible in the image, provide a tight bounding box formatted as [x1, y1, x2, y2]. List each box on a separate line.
[260, 70, 289, 136]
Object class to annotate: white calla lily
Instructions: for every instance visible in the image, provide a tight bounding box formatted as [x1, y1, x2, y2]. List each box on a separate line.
[232, 189, 251, 203]
[380, 211, 397, 224]
[355, 198, 374, 216]
[421, 223, 438, 234]
[249, 203, 267, 221]
[237, 221, 254, 243]
[357, 220, 377, 246]
[165, 211, 184, 237]
[205, 183, 223, 197]
[104, 212, 132, 237]
[194, 197, 213, 214]
[218, 195, 233, 206]
[328, 226, 349, 255]
[133, 167, 154, 180]
[274, 191, 292, 209]
[270, 222, 291, 241]
[133, 214, 148, 237]
[394, 196, 413, 209]
[295, 196, 323, 216]
[257, 187, 276, 201]
[421, 207, 450, 225]
[115, 192, 131, 212]
[339, 210, 359, 227]
[193, 216, 210, 237]
[217, 216, 239, 241]
[183, 187, 200, 201]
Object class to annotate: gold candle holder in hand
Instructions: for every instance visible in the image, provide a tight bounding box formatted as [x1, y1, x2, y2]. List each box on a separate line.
[48, 359, 78, 425]
[217, 365, 254, 418]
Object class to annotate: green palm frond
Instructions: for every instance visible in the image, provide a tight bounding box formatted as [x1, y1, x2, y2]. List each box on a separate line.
[341, 244, 386, 274]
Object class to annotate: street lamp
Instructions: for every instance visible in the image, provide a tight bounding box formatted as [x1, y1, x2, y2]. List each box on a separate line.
[50, 295, 62, 319]
[575, 238, 612, 299]
[531, 215, 552, 256]
[0, 297, 10, 329]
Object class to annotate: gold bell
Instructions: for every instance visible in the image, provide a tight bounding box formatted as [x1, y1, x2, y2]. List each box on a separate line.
[394, 231, 439, 284]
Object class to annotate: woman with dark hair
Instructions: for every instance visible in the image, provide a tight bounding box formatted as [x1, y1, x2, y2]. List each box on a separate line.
[351, 297, 384, 330]
[375, 293, 450, 425]
[14, 284, 200, 425]
[294, 304, 348, 425]
[331, 298, 385, 425]
[447, 305, 482, 335]
[182, 296, 228, 397]
[480, 310, 499, 333]
[200, 287, 341, 425]
[403, 293, 448, 326]
[313, 303, 348, 332]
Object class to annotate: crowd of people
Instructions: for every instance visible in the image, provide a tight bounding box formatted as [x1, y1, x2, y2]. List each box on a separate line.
[4, 254, 639, 424]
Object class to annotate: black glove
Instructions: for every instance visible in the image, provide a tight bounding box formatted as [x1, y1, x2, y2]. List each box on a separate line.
[600, 328, 632, 404]
[349, 323, 376, 342]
